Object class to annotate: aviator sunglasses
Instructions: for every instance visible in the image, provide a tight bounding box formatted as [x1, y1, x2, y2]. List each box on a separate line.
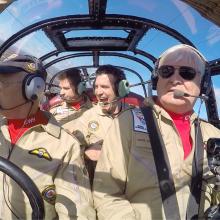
[158, 65, 197, 80]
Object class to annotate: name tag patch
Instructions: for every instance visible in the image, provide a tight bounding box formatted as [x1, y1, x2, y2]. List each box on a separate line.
[56, 106, 69, 114]
[132, 108, 147, 133]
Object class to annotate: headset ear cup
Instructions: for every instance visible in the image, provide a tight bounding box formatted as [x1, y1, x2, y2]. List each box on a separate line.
[23, 75, 45, 100]
[151, 59, 160, 90]
[118, 79, 130, 98]
[22, 74, 30, 100]
[200, 76, 205, 96]
[199, 64, 211, 96]
[151, 74, 158, 90]
[200, 73, 211, 96]
[77, 81, 86, 95]
[92, 79, 96, 94]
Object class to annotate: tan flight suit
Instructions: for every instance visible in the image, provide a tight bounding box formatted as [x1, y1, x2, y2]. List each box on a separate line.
[66, 104, 115, 146]
[67, 103, 135, 150]
[66, 103, 133, 185]
[0, 111, 96, 220]
[93, 101, 220, 220]
[50, 95, 93, 126]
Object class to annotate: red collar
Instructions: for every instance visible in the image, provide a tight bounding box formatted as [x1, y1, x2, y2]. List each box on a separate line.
[8, 110, 48, 145]
[70, 98, 86, 110]
[156, 99, 192, 120]
[166, 110, 192, 121]
[8, 110, 48, 128]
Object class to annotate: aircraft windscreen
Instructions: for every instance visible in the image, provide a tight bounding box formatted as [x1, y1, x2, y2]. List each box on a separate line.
[0, 0, 219, 119]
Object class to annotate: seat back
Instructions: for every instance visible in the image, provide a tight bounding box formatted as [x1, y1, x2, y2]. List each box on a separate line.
[122, 92, 144, 107]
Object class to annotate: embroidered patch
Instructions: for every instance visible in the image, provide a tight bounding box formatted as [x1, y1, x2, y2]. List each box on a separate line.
[56, 106, 69, 114]
[88, 121, 99, 131]
[42, 185, 56, 204]
[132, 108, 147, 133]
[24, 63, 37, 73]
[29, 148, 52, 161]
[24, 117, 36, 125]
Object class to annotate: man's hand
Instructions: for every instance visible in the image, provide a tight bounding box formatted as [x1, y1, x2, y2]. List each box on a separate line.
[85, 144, 102, 161]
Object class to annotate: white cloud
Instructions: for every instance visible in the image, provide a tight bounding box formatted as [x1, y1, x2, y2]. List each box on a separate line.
[128, 0, 156, 12]
[214, 87, 220, 108]
[172, 0, 197, 34]
[207, 25, 220, 45]
[8, 6, 19, 17]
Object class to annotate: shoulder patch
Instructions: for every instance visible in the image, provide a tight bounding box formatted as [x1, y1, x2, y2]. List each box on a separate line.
[29, 148, 52, 161]
[42, 185, 56, 204]
[55, 106, 69, 115]
[88, 120, 99, 131]
[131, 108, 148, 133]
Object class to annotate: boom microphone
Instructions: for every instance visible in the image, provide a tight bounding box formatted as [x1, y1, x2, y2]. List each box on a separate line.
[99, 80, 151, 107]
[129, 80, 151, 88]
[45, 82, 60, 88]
[99, 98, 120, 107]
[44, 89, 51, 96]
[173, 90, 208, 101]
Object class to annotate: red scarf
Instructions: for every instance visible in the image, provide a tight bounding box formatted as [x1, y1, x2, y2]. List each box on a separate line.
[8, 110, 48, 145]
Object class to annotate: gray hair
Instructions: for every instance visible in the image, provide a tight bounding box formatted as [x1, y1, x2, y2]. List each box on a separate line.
[158, 44, 207, 76]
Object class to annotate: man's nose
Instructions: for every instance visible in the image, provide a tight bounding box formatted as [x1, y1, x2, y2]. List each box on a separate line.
[170, 69, 183, 81]
[60, 89, 64, 96]
[95, 87, 103, 96]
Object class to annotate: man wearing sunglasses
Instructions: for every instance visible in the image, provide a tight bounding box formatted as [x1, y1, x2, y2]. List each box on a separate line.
[155, 45, 206, 117]
[93, 44, 220, 220]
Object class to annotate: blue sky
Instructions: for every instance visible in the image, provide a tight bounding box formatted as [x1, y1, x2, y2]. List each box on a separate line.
[0, 0, 219, 118]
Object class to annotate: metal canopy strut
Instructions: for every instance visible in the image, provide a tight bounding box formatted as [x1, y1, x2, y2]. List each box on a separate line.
[0, 14, 195, 56]
[88, 0, 107, 20]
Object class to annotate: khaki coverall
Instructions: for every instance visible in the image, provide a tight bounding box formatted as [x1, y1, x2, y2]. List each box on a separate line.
[68, 103, 133, 185]
[93, 102, 220, 220]
[50, 95, 93, 126]
[0, 111, 96, 220]
[67, 104, 115, 146]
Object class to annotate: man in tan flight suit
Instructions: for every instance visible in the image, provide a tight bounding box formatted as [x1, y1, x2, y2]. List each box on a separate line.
[93, 45, 220, 219]
[68, 65, 132, 185]
[0, 55, 95, 219]
[49, 68, 93, 126]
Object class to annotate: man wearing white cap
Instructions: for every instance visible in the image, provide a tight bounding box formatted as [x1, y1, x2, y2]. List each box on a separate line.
[93, 44, 220, 219]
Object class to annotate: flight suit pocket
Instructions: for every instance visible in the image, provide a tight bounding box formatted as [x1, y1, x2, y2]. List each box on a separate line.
[129, 132, 158, 187]
[134, 132, 150, 149]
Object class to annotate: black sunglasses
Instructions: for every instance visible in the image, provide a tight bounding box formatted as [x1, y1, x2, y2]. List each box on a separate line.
[158, 65, 197, 80]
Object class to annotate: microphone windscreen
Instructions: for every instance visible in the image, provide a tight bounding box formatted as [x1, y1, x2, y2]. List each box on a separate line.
[173, 90, 185, 98]
[44, 90, 51, 96]
[98, 101, 109, 107]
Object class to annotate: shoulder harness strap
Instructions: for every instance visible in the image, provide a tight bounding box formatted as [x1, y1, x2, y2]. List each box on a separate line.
[140, 103, 181, 219]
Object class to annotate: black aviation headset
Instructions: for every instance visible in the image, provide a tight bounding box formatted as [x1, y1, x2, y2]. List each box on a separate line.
[151, 44, 210, 96]
[21, 56, 47, 101]
[1, 54, 46, 101]
[57, 67, 87, 95]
